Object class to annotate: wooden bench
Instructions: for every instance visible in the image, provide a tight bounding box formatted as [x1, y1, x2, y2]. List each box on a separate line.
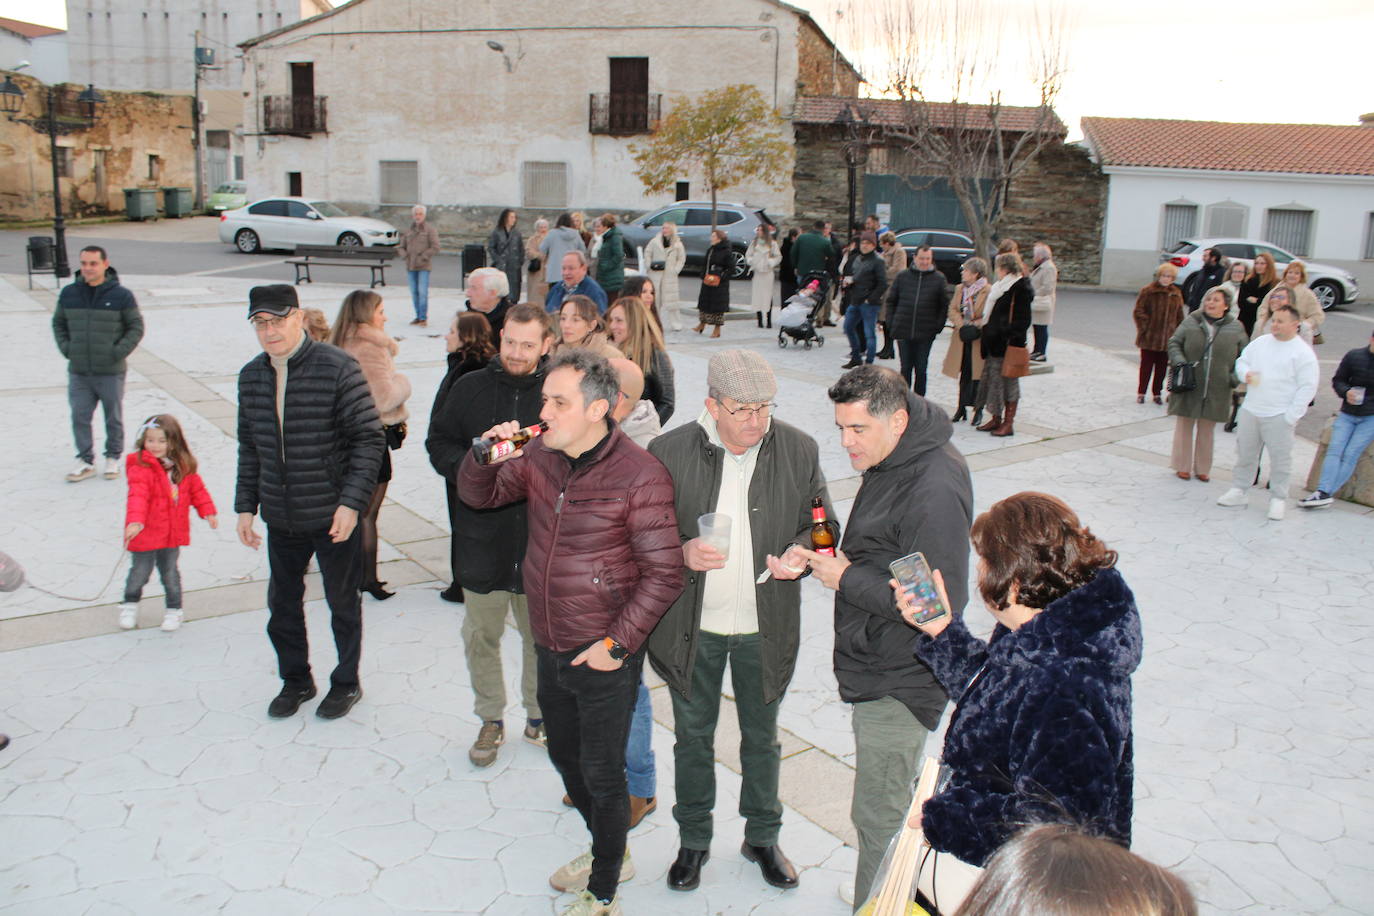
[287, 245, 397, 288]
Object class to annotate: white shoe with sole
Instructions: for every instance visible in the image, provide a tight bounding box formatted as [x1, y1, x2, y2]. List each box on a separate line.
[118, 603, 138, 629]
[1267, 498, 1285, 521]
[549, 848, 635, 892]
[103, 457, 121, 479]
[161, 609, 184, 632]
[1216, 487, 1248, 507]
[66, 461, 96, 483]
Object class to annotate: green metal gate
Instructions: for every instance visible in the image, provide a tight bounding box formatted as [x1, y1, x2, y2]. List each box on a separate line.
[862, 175, 991, 231]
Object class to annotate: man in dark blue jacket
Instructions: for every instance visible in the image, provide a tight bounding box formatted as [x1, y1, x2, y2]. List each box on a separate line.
[51, 246, 144, 482]
[883, 245, 952, 396]
[234, 285, 384, 721]
[841, 232, 889, 369]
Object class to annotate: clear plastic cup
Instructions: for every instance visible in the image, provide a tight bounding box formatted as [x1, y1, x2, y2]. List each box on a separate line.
[697, 513, 732, 554]
[1351, 386, 1366, 406]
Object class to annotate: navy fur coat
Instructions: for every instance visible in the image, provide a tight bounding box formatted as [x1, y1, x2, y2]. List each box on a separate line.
[915, 566, 1141, 866]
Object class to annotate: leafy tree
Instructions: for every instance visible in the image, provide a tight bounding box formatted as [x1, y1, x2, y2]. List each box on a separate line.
[630, 85, 791, 232]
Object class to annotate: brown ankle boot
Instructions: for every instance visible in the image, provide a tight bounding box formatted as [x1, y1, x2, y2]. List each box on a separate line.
[628, 795, 657, 829]
[977, 413, 1002, 432]
[990, 401, 1018, 437]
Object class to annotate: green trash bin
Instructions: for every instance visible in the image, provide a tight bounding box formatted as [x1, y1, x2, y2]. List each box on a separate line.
[161, 187, 194, 218]
[123, 188, 159, 221]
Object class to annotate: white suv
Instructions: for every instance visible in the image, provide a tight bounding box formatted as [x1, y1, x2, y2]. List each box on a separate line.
[1162, 238, 1358, 311]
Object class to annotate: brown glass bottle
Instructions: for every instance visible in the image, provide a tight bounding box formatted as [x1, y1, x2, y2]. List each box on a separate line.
[472, 420, 548, 465]
[810, 497, 836, 557]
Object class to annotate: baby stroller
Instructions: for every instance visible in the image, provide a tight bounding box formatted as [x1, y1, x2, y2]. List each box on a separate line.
[777, 272, 830, 350]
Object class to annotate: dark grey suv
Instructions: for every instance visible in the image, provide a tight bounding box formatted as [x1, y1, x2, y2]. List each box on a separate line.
[620, 201, 775, 280]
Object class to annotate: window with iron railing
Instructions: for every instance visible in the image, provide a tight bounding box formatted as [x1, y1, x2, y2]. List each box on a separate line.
[1264, 208, 1313, 258]
[263, 95, 327, 134]
[588, 93, 661, 135]
[1160, 203, 1197, 251]
[522, 162, 569, 208]
[380, 161, 419, 206]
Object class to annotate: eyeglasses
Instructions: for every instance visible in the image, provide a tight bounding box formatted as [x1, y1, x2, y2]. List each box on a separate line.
[718, 401, 775, 420]
[250, 314, 292, 330]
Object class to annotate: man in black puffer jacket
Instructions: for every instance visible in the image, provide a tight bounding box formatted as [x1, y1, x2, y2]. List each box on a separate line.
[884, 244, 952, 396]
[842, 231, 889, 369]
[235, 285, 384, 721]
[51, 246, 144, 483]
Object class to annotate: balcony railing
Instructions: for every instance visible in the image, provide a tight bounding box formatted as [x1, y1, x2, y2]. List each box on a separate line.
[589, 92, 661, 135]
[263, 95, 328, 135]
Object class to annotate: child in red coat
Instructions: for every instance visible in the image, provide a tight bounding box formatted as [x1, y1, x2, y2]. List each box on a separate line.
[119, 415, 217, 631]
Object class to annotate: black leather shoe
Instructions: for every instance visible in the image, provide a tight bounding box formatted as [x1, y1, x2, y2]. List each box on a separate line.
[741, 842, 798, 889]
[667, 847, 709, 891]
[841, 358, 861, 369]
[439, 584, 465, 603]
[316, 684, 363, 719]
[267, 683, 317, 718]
[360, 581, 394, 601]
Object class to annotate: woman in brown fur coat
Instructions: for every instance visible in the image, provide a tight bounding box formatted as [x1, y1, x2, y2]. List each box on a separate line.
[1132, 264, 1186, 404]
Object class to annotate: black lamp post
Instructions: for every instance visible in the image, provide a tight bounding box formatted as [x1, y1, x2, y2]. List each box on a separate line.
[838, 104, 872, 245]
[1, 76, 105, 281]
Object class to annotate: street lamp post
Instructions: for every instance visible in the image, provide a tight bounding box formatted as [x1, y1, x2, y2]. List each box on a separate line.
[1, 76, 104, 281]
[838, 104, 872, 246]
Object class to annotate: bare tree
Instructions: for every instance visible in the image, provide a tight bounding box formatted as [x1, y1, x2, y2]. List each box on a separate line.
[856, 0, 1070, 259]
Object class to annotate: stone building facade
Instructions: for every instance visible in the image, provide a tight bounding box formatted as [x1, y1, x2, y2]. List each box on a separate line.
[237, 0, 860, 245]
[0, 72, 193, 222]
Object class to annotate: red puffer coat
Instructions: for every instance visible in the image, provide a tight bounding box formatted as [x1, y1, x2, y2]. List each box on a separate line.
[458, 424, 684, 653]
[125, 451, 216, 552]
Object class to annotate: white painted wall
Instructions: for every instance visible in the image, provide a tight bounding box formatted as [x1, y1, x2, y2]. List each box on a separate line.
[1100, 166, 1374, 296]
[240, 0, 802, 217]
[0, 31, 69, 84]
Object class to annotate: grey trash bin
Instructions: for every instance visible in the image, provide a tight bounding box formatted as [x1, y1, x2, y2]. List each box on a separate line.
[161, 187, 194, 218]
[123, 188, 159, 221]
[27, 237, 54, 271]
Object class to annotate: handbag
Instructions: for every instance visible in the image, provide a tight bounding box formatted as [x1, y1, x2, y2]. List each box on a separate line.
[1167, 362, 1197, 392]
[958, 324, 981, 343]
[703, 274, 721, 287]
[384, 422, 407, 450]
[649, 260, 666, 271]
[1001, 345, 1031, 378]
[527, 257, 541, 273]
[1313, 332, 1324, 345]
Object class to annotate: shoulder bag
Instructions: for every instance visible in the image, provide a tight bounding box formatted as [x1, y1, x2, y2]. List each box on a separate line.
[703, 274, 721, 287]
[1001, 345, 1031, 378]
[1168, 326, 1217, 393]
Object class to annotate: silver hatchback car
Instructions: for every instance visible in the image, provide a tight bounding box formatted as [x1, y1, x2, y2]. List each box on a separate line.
[1162, 237, 1358, 311]
[620, 201, 775, 280]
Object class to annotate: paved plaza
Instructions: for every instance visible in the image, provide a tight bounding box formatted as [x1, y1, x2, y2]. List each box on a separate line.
[1, 269, 1371, 914]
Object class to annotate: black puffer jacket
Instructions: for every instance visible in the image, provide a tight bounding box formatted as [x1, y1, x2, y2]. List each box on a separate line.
[834, 392, 972, 729]
[52, 268, 144, 375]
[885, 267, 952, 340]
[849, 249, 889, 309]
[426, 357, 546, 594]
[234, 337, 384, 533]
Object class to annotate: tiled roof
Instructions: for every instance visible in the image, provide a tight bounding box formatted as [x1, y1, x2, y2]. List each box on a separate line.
[1081, 117, 1374, 177]
[793, 96, 1065, 135]
[0, 16, 64, 39]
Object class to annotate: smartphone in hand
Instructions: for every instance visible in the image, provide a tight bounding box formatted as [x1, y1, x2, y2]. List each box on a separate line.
[889, 551, 949, 626]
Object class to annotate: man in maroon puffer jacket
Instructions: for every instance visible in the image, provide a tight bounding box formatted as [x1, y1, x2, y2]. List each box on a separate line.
[460, 347, 684, 914]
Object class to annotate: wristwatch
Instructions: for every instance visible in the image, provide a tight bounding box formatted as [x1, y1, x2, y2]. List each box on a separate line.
[603, 637, 631, 661]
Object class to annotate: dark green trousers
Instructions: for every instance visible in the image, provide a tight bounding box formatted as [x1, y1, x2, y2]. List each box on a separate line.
[671, 631, 784, 849]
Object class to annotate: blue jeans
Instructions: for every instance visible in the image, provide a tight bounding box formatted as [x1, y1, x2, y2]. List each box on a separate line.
[1317, 411, 1374, 495]
[407, 269, 430, 321]
[625, 679, 656, 798]
[845, 303, 879, 363]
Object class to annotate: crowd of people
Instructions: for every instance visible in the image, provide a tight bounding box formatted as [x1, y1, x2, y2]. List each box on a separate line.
[37, 221, 1373, 915]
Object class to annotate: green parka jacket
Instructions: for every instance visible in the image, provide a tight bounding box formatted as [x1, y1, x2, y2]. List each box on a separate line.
[1167, 308, 1247, 423]
[52, 268, 144, 375]
[646, 416, 830, 704]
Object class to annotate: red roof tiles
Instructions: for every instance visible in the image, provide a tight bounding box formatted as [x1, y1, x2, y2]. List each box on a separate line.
[0, 16, 65, 39]
[1081, 117, 1374, 177]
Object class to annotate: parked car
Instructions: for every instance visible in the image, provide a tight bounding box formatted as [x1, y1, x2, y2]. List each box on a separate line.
[1162, 237, 1358, 311]
[218, 198, 399, 253]
[893, 228, 975, 284]
[206, 181, 248, 213]
[620, 200, 776, 280]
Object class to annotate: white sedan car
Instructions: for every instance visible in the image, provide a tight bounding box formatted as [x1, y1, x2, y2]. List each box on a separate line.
[218, 198, 399, 253]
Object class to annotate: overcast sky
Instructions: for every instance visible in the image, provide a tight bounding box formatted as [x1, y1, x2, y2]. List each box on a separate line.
[7, 0, 1371, 138]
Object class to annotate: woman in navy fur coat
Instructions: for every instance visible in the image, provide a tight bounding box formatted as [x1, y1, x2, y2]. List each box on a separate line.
[897, 491, 1141, 877]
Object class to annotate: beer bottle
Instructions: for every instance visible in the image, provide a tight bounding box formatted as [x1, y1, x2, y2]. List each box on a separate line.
[810, 497, 836, 557]
[472, 421, 548, 465]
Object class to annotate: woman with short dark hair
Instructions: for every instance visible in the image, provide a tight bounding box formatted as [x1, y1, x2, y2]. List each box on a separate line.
[486, 208, 524, 306]
[694, 229, 732, 338]
[894, 492, 1141, 912]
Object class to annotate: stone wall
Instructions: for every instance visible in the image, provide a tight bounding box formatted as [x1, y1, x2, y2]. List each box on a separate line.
[997, 143, 1107, 284]
[0, 73, 193, 222]
[791, 124, 852, 230]
[796, 20, 862, 98]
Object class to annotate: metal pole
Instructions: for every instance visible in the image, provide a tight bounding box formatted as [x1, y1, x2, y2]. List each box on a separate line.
[193, 30, 204, 211]
[49, 86, 71, 281]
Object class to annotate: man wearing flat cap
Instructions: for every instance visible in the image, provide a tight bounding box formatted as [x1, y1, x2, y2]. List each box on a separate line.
[235, 284, 385, 721]
[646, 349, 832, 893]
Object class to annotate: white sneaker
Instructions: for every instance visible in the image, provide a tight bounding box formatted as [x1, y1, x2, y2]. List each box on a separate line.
[838, 879, 855, 907]
[103, 457, 121, 479]
[66, 461, 96, 483]
[1267, 498, 1285, 521]
[161, 609, 184, 632]
[1216, 487, 1248, 507]
[118, 603, 138, 629]
[561, 890, 622, 916]
[549, 848, 635, 892]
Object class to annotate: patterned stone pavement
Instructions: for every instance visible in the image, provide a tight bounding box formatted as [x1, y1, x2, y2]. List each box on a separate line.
[1, 272, 1371, 914]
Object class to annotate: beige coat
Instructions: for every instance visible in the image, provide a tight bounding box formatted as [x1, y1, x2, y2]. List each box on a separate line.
[880, 243, 907, 322]
[646, 232, 686, 314]
[398, 220, 440, 272]
[1030, 258, 1057, 324]
[526, 231, 549, 306]
[342, 323, 411, 426]
[746, 238, 782, 311]
[942, 283, 989, 380]
[1254, 283, 1324, 341]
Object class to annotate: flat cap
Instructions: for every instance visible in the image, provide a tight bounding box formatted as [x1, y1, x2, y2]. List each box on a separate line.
[248, 284, 299, 318]
[707, 349, 777, 405]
